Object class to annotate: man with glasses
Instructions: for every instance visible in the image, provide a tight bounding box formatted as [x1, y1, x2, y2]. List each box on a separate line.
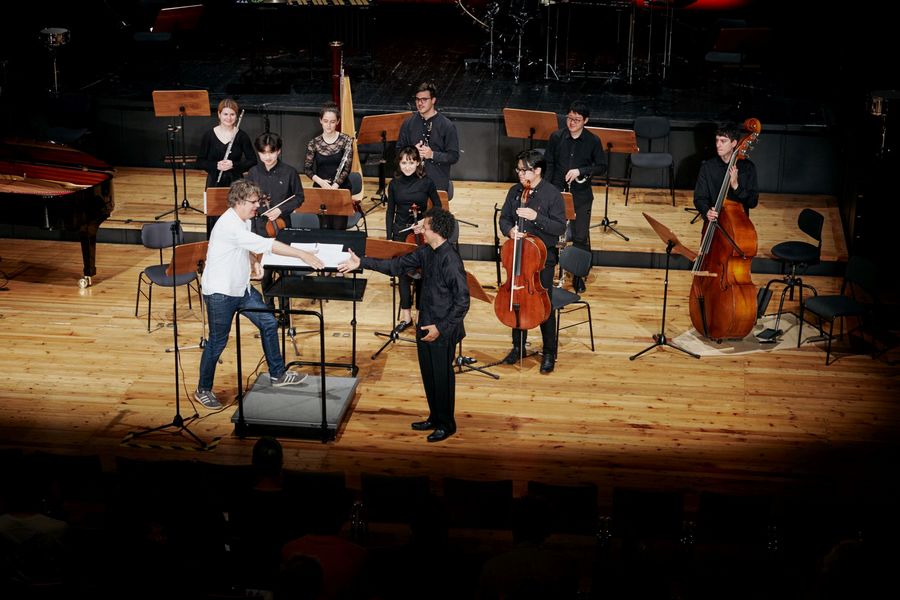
[195, 180, 325, 409]
[397, 82, 460, 197]
[498, 150, 567, 374]
[544, 101, 606, 293]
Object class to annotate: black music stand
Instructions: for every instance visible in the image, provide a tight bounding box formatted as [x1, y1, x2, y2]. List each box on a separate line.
[299, 187, 356, 229]
[366, 238, 419, 360]
[555, 192, 576, 286]
[502, 108, 559, 150]
[588, 126, 637, 242]
[630, 212, 699, 361]
[356, 112, 411, 216]
[455, 271, 500, 379]
[152, 89, 209, 219]
[125, 167, 210, 449]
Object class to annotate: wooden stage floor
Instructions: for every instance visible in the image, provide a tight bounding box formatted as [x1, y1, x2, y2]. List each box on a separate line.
[0, 169, 895, 514]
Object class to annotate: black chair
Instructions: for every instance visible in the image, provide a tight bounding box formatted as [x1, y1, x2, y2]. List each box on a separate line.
[134, 221, 200, 333]
[290, 213, 320, 229]
[624, 116, 675, 207]
[360, 472, 431, 525]
[526, 480, 598, 535]
[443, 477, 514, 530]
[758, 208, 824, 340]
[799, 255, 878, 365]
[612, 487, 685, 545]
[553, 246, 595, 355]
[346, 171, 366, 232]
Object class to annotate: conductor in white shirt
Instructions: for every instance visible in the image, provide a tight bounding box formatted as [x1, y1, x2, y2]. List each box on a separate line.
[195, 180, 325, 409]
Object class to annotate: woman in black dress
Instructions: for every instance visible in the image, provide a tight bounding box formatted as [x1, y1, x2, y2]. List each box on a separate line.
[196, 98, 256, 189]
[386, 145, 442, 331]
[304, 101, 354, 229]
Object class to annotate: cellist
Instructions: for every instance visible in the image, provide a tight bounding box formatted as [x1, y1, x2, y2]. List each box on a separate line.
[693, 123, 759, 225]
[499, 150, 567, 374]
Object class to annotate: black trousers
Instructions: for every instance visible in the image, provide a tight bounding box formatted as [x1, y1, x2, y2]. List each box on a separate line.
[416, 331, 456, 432]
[571, 187, 594, 252]
[510, 252, 558, 356]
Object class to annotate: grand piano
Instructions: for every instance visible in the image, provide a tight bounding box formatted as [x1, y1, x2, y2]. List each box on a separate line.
[0, 139, 115, 288]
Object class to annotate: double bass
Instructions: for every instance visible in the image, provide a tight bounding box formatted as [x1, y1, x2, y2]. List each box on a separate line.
[494, 182, 552, 330]
[689, 118, 762, 341]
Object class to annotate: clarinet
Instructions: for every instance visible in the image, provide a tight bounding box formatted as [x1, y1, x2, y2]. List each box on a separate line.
[216, 109, 245, 184]
[329, 137, 352, 185]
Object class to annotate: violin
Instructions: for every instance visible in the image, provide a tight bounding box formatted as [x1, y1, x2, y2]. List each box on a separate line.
[688, 118, 762, 341]
[493, 182, 552, 330]
[258, 193, 291, 238]
[405, 203, 425, 246]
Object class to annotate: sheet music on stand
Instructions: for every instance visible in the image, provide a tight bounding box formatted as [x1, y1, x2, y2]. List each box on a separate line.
[261, 243, 351, 269]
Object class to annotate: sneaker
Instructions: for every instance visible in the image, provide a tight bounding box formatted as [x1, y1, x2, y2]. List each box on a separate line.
[194, 388, 222, 409]
[271, 370, 308, 387]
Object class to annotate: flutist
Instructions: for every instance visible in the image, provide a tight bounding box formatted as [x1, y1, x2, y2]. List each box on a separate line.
[197, 98, 256, 189]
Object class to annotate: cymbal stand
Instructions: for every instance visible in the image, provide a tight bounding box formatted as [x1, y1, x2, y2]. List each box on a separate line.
[630, 240, 699, 361]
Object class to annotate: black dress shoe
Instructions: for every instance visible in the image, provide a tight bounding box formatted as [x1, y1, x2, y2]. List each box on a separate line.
[410, 420, 435, 431]
[391, 320, 412, 336]
[540, 353, 556, 373]
[501, 347, 523, 365]
[573, 276, 587, 294]
[427, 428, 454, 443]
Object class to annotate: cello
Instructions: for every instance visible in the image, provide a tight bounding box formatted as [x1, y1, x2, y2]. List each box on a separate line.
[494, 182, 552, 331]
[689, 118, 762, 341]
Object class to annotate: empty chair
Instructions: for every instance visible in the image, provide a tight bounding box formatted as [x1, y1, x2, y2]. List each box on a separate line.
[290, 212, 321, 229]
[360, 472, 431, 525]
[134, 221, 200, 333]
[624, 116, 675, 206]
[758, 208, 824, 341]
[612, 487, 685, 544]
[345, 171, 366, 232]
[553, 246, 595, 356]
[799, 255, 878, 365]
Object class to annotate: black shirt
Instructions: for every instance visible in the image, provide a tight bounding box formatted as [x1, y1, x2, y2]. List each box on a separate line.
[361, 241, 470, 344]
[245, 159, 304, 235]
[544, 127, 607, 195]
[396, 112, 460, 193]
[197, 128, 256, 189]
[499, 179, 568, 254]
[386, 174, 442, 238]
[693, 156, 759, 219]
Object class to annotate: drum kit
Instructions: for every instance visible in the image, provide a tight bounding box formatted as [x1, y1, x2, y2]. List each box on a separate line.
[39, 26, 70, 96]
[459, 0, 541, 83]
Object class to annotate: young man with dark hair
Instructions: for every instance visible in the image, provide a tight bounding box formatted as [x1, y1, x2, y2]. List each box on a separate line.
[498, 149, 568, 374]
[543, 100, 606, 293]
[693, 122, 759, 223]
[396, 81, 460, 196]
[339, 207, 469, 442]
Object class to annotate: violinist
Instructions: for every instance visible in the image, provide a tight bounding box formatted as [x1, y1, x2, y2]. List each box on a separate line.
[386, 146, 442, 334]
[693, 123, 759, 225]
[499, 150, 567, 374]
[396, 82, 460, 196]
[338, 208, 469, 443]
[245, 132, 304, 306]
[544, 101, 606, 293]
[196, 98, 256, 189]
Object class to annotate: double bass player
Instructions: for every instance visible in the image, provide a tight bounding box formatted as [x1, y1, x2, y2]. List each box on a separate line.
[693, 123, 759, 225]
[499, 150, 567, 374]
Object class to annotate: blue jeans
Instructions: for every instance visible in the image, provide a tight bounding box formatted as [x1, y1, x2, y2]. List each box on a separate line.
[197, 287, 285, 391]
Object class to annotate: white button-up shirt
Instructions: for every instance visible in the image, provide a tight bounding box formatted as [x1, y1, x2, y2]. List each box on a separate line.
[202, 207, 275, 297]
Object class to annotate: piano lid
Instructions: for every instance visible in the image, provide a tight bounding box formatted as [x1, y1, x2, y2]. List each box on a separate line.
[0, 138, 113, 172]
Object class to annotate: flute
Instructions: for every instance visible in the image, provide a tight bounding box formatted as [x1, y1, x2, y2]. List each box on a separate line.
[216, 109, 245, 184]
[328, 138, 353, 185]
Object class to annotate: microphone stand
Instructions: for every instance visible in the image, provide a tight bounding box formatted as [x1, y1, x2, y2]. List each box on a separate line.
[126, 122, 208, 449]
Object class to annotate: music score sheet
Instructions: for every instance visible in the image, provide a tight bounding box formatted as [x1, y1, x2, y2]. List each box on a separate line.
[261, 243, 350, 269]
